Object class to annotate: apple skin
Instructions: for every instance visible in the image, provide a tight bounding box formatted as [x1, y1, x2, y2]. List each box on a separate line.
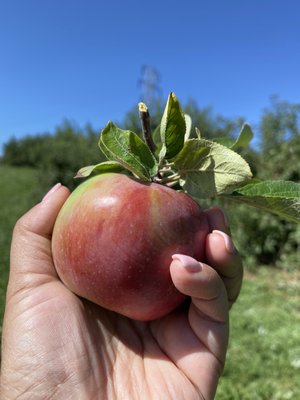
[51, 173, 209, 321]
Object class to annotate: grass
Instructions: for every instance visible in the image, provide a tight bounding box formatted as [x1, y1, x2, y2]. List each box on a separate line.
[0, 165, 42, 329]
[0, 166, 299, 398]
[216, 268, 300, 399]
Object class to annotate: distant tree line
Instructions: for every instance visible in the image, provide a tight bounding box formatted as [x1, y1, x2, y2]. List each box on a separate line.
[1, 96, 299, 270]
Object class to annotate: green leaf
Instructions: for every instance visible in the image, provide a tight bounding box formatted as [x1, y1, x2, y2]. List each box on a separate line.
[158, 144, 167, 164]
[212, 124, 254, 151]
[229, 180, 300, 223]
[195, 127, 201, 139]
[98, 121, 158, 181]
[152, 123, 161, 147]
[174, 138, 253, 198]
[74, 161, 124, 178]
[212, 136, 234, 147]
[231, 123, 254, 152]
[160, 92, 186, 159]
[184, 114, 192, 141]
[152, 123, 165, 161]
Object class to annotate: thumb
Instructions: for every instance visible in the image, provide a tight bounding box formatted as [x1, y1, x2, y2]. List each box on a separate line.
[8, 183, 70, 297]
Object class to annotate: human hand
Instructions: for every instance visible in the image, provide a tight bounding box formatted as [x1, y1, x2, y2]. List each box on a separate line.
[0, 183, 243, 400]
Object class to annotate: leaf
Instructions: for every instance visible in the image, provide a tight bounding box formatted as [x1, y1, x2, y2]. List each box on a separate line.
[212, 124, 254, 151]
[158, 144, 167, 164]
[195, 127, 201, 139]
[174, 139, 253, 198]
[98, 121, 158, 181]
[213, 136, 234, 147]
[160, 92, 186, 159]
[231, 123, 254, 152]
[184, 114, 192, 141]
[229, 180, 300, 223]
[74, 161, 124, 178]
[152, 123, 165, 161]
[152, 123, 161, 147]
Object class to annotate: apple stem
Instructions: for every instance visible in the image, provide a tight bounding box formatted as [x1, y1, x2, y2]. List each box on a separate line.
[138, 102, 157, 155]
[160, 162, 175, 172]
[154, 173, 180, 185]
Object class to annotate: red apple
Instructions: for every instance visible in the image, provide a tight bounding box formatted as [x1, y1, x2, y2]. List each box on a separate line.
[52, 173, 209, 320]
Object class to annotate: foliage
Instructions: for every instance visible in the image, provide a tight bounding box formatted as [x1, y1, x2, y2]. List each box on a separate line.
[183, 98, 245, 141]
[227, 203, 300, 270]
[215, 96, 300, 270]
[260, 95, 300, 153]
[1, 121, 106, 191]
[123, 97, 244, 142]
[76, 94, 300, 270]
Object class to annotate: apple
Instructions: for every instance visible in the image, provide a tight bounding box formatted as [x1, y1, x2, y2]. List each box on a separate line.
[52, 173, 209, 320]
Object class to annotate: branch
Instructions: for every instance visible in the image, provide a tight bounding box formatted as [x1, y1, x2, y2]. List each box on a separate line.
[138, 102, 156, 154]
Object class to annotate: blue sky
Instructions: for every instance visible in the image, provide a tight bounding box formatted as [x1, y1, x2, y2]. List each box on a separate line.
[1, 0, 300, 152]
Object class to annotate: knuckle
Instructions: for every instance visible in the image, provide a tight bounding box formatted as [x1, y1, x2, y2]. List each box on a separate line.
[13, 214, 30, 237]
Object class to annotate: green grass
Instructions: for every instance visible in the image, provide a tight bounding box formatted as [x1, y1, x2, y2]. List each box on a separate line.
[0, 166, 299, 398]
[216, 268, 300, 399]
[0, 165, 41, 329]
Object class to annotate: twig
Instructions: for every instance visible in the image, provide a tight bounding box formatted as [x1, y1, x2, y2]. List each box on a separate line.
[138, 102, 156, 154]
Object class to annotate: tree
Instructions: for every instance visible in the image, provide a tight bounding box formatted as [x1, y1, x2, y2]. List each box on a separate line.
[229, 97, 300, 270]
[260, 95, 300, 152]
[1, 121, 106, 190]
[259, 96, 300, 182]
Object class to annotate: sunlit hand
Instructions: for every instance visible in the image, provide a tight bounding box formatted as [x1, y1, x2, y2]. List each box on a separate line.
[0, 183, 243, 400]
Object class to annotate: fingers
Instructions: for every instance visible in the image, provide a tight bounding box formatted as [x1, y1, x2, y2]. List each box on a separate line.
[171, 255, 228, 360]
[205, 206, 230, 234]
[171, 254, 229, 326]
[13, 183, 70, 240]
[205, 207, 243, 306]
[8, 183, 70, 296]
[169, 254, 229, 399]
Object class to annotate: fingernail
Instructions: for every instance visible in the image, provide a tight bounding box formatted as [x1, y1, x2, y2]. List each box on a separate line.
[172, 254, 202, 272]
[212, 230, 236, 254]
[42, 183, 62, 202]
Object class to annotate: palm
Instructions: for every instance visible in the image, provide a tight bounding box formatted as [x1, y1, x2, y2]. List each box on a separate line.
[12, 277, 225, 400]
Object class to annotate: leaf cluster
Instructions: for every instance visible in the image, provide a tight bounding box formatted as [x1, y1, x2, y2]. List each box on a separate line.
[77, 93, 300, 224]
